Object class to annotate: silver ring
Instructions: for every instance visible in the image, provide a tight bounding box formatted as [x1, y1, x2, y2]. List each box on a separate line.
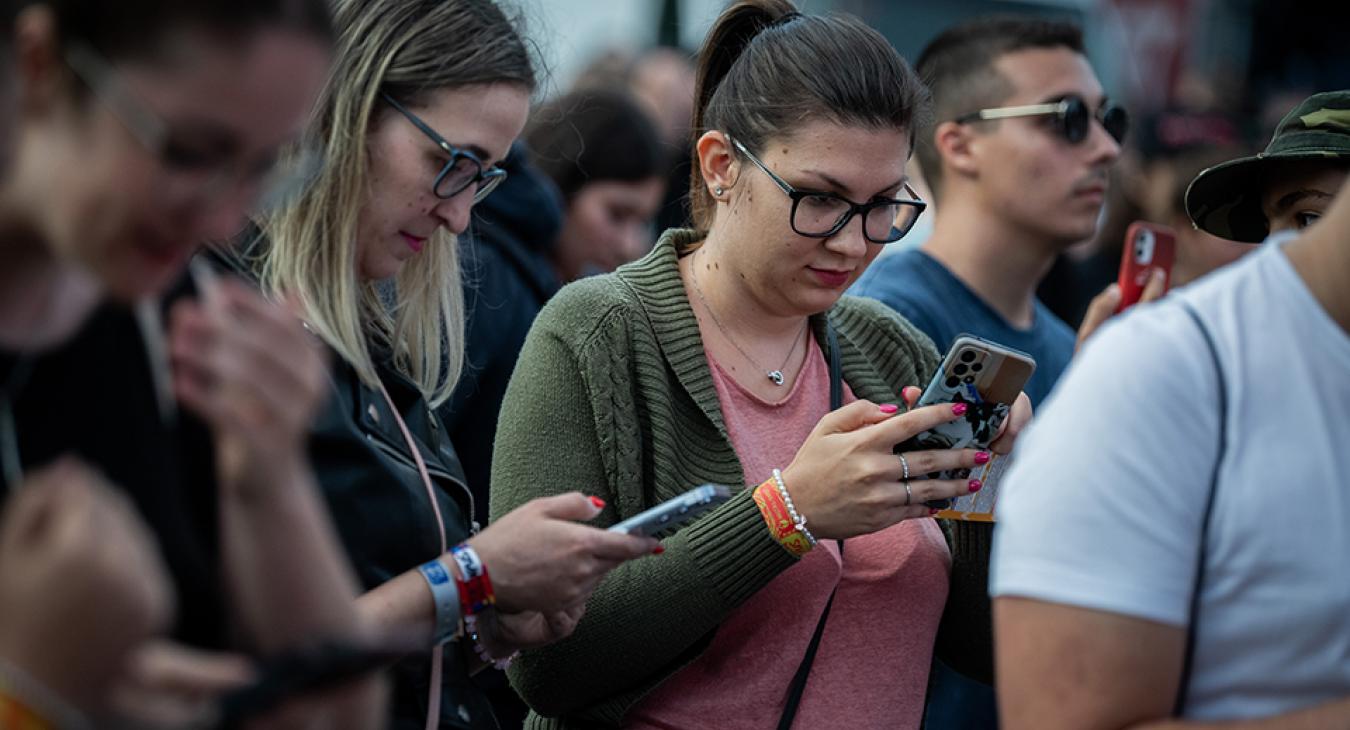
[904, 480, 913, 506]
[898, 453, 911, 481]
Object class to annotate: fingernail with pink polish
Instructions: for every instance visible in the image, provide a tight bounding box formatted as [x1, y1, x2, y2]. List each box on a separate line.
[929, 508, 940, 516]
[968, 479, 983, 493]
[653, 545, 665, 555]
[879, 404, 899, 414]
[589, 496, 606, 509]
[952, 403, 968, 416]
[974, 451, 991, 465]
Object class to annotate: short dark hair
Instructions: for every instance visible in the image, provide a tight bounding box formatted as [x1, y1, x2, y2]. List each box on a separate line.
[688, 0, 928, 230]
[17, 0, 332, 61]
[526, 89, 663, 202]
[915, 16, 1084, 200]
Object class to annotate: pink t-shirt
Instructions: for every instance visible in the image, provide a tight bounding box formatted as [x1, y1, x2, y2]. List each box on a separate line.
[626, 336, 950, 730]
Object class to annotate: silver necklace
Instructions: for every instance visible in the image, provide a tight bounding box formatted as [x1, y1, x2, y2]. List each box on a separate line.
[688, 252, 806, 386]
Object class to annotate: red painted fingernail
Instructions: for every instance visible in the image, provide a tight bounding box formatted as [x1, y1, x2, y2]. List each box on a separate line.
[589, 496, 605, 509]
[653, 545, 665, 555]
[974, 451, 991, 465]
[952, 403, 968, 416]
[879, 403, 899, 414]
[929, 508, 940, 516]
[968, 479, 983, 493]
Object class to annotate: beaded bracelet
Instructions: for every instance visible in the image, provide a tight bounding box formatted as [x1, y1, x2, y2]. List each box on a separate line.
[772, 468, 817, 546]
[463, 613, 518, 671]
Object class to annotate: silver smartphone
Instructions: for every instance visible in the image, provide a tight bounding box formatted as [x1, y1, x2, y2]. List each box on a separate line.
[607, 485, 733, 537]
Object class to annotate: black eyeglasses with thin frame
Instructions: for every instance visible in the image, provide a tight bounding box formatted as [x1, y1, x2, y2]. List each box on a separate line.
[381, 93, 507, 203]
[730, 138, 927, 244]
[954, 94, 1129, 145]
[64, 41, 322, 212]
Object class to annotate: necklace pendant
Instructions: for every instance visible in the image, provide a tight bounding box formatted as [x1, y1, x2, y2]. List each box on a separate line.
[767, 370, 785, 386]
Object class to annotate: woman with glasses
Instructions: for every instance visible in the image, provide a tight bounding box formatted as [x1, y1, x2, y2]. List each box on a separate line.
[491, 1, 1030, 728]
[248, 1, 658, 728]
[0, 1, 382, 727]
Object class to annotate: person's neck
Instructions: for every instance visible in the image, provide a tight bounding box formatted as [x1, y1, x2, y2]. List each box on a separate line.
[1284, 228, 1350, 334]
[920, 198, 1062, 329]
[0, 197, 102, 352]
[683, 231, 808, 349]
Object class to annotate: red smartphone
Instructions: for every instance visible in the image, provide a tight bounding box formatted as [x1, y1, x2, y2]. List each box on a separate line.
[1116, 221, 1175, 312]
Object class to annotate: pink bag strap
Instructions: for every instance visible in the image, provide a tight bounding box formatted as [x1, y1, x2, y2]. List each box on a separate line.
[375, 379, 447, 730]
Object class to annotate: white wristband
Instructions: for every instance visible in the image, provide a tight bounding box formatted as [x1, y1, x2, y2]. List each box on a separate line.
[418, 559, 463, 645]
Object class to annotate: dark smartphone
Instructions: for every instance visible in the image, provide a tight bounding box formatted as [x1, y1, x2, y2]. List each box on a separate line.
[217, 640, 416, 728]
[894, 335, 1036, 509]
[1116, 221, 1176, 312]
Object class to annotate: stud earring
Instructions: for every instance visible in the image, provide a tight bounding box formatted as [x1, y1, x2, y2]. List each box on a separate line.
[714, 186, 724, 197]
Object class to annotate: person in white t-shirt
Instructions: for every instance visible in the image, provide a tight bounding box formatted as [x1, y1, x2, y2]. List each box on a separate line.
[989, 177, 1350, 724]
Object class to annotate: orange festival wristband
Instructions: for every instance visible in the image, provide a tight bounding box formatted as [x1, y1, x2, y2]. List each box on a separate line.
[753, 478, 814, 557]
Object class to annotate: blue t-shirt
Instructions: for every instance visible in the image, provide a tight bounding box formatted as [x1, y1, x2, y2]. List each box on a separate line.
[851, 249, 1074, 406]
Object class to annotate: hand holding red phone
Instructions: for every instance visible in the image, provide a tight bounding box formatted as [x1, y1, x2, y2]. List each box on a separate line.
[1076, 221, 1174, 350]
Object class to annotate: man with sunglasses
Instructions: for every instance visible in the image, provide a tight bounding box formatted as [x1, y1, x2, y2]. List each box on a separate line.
[850, 16, 1125, 726]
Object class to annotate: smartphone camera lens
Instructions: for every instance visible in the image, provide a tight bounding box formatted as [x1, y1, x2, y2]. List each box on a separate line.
[945, 376, 960, 389]
[959, 351, 976, 363]
[963, 376, 976, 385]
[953, 363, 968, 376]
[971, 363, 983, 372]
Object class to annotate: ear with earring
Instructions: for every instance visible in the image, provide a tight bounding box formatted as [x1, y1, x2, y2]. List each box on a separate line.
[713, 185, 724, 197]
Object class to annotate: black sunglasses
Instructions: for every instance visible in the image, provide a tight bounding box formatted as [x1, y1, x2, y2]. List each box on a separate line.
[381, 93, 506, 202]
[954, 95, 1129, 145]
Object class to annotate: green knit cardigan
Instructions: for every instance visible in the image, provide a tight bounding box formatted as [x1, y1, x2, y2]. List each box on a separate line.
[490, 229, 941, 729]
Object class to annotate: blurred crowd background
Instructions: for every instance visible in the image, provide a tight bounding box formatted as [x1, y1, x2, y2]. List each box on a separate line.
[511, 0, 1348, 328]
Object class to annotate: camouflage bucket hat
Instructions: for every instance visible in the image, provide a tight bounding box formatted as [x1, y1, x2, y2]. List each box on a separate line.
[1185, 90, 1350, 243]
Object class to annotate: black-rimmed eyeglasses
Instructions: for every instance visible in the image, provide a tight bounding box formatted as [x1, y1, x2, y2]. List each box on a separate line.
[954, 94, 1129, 145]
[730, 138, 927, 244]
[381, 93, 506, 203]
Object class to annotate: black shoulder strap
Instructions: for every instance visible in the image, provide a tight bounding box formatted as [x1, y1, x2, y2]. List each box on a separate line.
[778, 323, 845, 729]
[1173, 301, 1228, 716]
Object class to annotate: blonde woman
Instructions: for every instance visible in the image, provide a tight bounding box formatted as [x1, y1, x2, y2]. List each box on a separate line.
[248, 0, 657, 727]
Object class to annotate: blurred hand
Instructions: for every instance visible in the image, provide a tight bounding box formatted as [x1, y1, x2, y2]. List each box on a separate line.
[478, 604, 587, 656]
[0, 458, 174, 710]
[1076, 269, 1166, 351]
[168, 279, 330, 493]
[988, 391, 1033, 456]
[468, 493, 658, 614]
[781, 399, 988, 540]
[106, 640, 254, 729]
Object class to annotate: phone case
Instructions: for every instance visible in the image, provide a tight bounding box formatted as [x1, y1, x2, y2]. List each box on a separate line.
[1116, 221, 1176, 313]
[894, 335, 1036, 512]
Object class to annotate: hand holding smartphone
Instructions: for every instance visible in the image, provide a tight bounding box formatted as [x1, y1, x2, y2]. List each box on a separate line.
[1116, 221, 1175, 313]
[894, 335, 1035, 513]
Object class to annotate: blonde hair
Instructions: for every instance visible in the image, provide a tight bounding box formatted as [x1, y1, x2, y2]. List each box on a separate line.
[257, 0, 534, 407]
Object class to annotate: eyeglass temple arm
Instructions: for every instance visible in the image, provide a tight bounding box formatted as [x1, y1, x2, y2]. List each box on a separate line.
[730, 138, 794, 197]
[65, 42, 168, 151]
[960, 101, 1069, 123]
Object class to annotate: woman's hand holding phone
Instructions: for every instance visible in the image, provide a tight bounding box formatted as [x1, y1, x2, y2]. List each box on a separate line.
[779, 398, 989, 540]
[467, 492, 659, 615]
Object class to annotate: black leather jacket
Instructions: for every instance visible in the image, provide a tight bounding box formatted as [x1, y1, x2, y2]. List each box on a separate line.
[312, 352, 497, 729]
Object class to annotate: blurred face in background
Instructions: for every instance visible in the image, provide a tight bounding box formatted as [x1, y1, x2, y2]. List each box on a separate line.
[7, 12, 329, 301]
[965, 47, 1121, 247]
[553, 175, 664, 281]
